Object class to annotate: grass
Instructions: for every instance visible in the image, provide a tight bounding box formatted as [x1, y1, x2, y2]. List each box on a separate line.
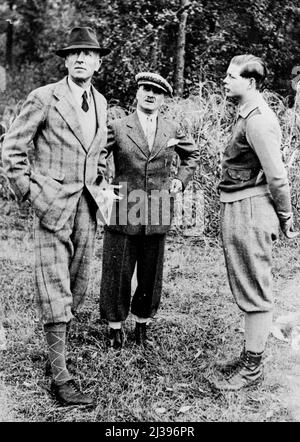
[1, 199, 300, 422]
[1, 81, 300, 422]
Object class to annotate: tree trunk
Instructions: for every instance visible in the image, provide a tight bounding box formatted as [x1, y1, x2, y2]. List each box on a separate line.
[150, 31, 159, 70]
[174, 0, 190, 97]
[6, 20, 13, 68]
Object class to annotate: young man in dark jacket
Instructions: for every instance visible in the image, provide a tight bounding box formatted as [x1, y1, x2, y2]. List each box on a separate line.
[215, 55, 297, 391]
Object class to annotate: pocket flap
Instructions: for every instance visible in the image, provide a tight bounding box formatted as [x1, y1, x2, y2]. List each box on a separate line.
[227, 168, 252, 181]
[167, 138, 180, 148]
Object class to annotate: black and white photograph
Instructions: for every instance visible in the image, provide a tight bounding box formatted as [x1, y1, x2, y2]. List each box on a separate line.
[0, 0, 300, 426]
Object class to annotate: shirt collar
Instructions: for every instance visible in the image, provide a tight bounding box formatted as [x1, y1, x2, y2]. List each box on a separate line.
[239, 94, 265, 119]
[137, 108, 158, 124]
[68, 76, 92, 104]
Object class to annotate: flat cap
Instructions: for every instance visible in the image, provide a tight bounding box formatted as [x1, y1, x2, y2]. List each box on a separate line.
[135, 72, 173, 96]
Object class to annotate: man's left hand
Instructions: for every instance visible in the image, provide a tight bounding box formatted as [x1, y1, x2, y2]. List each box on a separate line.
[170, 178, 183, 194]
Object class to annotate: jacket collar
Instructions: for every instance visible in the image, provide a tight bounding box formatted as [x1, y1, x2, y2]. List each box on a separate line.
[53, 77, 103, 151]
[126, 111, 168, 159]
[239, 94, 265, 119]
[125, 111, 150, 158]
[67, 76, 92, 107]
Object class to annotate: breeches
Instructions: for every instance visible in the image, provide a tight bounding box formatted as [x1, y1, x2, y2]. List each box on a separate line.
[221, 194, 279, 313]
[100, 229, 166, 322]
[34, 190, 97, 324]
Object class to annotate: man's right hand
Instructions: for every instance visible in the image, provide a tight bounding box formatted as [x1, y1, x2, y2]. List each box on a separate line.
[281, 215, 300, 239]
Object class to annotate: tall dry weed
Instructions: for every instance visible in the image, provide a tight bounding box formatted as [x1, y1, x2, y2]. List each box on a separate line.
[1, 82, 300, 235]
[0, 102, 23, 201]
[162, 82, 300, 236]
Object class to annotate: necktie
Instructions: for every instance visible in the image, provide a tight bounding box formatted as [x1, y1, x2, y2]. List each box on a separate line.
[146, 116, 153, 150]
[82, 91, 89, 112]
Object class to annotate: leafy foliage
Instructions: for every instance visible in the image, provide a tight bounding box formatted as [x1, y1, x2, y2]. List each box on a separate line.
[1, 0, 300, 236]
[0, 0, 300, 105]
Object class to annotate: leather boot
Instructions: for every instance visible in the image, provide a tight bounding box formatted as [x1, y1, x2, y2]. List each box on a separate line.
[135, 322, 154, 348]
[216, 345, 246, 377]
[51, 379, 94, 407]
[213, 350, 263, 391]
[109, 327, 124, 350]
[135, 322, 147, 346]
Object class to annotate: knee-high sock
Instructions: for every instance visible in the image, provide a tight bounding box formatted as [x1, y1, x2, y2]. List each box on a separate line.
[244, 311, 273, 353]
[44, 322, 72, 385]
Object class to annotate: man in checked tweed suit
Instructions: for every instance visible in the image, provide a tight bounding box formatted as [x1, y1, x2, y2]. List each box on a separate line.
[2, 27, 110, 406]
[99, 72, 199, 349]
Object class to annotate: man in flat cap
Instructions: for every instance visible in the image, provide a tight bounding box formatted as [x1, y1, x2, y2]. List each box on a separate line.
[2, 26, 110, 406]
[99, 72, 199, 349]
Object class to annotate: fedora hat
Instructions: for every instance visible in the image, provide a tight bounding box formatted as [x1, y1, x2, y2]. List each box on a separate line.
[56, 26, 111, 57]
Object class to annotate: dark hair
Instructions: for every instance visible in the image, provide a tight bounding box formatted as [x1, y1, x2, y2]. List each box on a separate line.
[230, 54, 267, 90]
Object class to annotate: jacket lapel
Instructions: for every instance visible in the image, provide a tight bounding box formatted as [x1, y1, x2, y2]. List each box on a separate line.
[126, 112, 150, 158]
[88, 85, 103, 150]
[149, 115, 168, 161]
[92, 85, 103, 132]
[53, 77, 87, 151]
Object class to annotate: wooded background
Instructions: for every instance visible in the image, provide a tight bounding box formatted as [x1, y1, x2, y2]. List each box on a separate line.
[0, 0, 300, 107]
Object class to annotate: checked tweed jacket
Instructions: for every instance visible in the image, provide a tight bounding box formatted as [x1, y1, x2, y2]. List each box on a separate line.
[2, 77, 108, 232]
[105, 111, 200, 235]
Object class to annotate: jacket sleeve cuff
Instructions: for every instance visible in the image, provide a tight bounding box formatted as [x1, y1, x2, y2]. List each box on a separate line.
[277, 210, 293, 223]
[176, 171, 189, 190]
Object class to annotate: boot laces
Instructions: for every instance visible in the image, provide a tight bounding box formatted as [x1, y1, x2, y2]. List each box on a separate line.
[66, 379, 80, 393]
